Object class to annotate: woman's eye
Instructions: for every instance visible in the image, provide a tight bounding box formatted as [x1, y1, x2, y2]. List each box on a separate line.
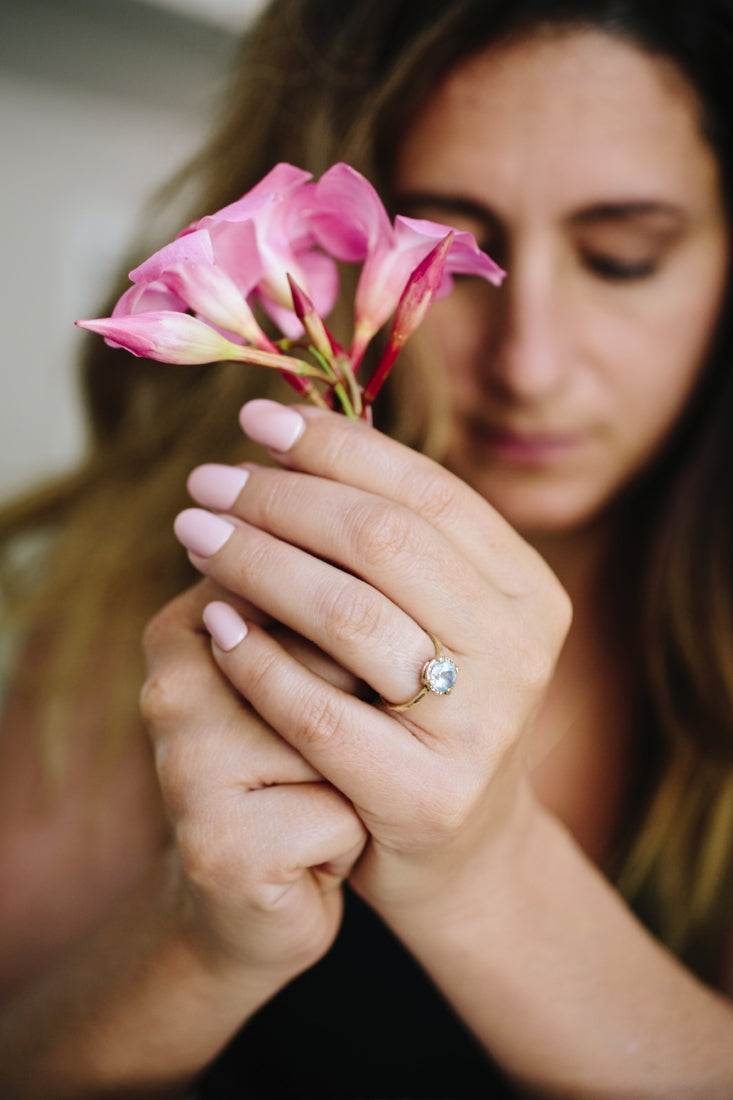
[584, 253, 658, 281]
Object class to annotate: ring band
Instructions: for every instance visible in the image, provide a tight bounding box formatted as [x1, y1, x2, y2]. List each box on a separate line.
[384, 632, 459, 712]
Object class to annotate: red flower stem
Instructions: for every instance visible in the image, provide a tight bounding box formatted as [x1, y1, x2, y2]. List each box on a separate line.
[361, 337, 404, 407]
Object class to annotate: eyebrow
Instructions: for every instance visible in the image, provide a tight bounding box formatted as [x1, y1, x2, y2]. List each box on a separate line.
[569, 201, 690, 228]
[394, 191, 689, 229]
[393, 192, 497, 226]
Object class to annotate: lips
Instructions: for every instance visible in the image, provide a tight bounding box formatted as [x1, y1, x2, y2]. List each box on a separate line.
[468, 418, 581, 464]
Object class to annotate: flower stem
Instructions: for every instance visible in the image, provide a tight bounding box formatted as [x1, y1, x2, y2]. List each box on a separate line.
[309, 346, 359, 418]
[362, 337, 403, 408]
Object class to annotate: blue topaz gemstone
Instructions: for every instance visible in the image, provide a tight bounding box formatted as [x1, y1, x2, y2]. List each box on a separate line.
[422, 656, 458, 695]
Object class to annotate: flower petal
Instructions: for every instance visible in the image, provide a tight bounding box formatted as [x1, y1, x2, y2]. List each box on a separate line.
[76, 311, 241, 364]
[160, 261, 266, 344]
[395, 215, 505, 290]
[112, 280, 187, 317]
[356, 216, 505, 335]
[128, 229, 215, 284]
[391, 232, 454, 342]
[203, 219, 264, 299]
[209, 163, 314, 223]
[310, 163, 393, 262]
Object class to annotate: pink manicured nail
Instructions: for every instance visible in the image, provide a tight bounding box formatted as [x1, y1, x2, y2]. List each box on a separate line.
[203, 601, 248, 652]
[187, 464, 250, 510]
[174, 508, 235, 557]
[239, 399, 305, 452]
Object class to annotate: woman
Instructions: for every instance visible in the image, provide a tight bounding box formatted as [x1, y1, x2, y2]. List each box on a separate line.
[1, 0, 733, 1096]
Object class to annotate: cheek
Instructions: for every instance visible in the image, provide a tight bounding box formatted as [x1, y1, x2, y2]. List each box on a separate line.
[616, 279, 724, 419]
[590, 290, 724, 486]
[420, 290, 490, 388]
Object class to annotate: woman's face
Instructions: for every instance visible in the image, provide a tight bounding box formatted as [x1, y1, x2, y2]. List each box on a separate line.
[394, 29, 729, 539]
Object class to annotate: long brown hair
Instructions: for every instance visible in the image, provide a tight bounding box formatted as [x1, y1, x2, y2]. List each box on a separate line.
[3, 0, 733, 976]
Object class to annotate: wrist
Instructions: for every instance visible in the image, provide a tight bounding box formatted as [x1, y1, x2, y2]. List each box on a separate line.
[356, 764, 543, 934]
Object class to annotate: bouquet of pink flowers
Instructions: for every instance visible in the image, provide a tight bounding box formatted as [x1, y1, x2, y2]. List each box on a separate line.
[77, 162, 503, 419]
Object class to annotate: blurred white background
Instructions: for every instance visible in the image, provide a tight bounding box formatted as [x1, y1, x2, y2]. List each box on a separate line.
[0, 0, 265, 499]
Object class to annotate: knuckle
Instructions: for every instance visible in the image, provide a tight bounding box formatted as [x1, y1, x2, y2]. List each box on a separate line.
[151, 725, 217, 821]
[153, 724, 193, 787]
[408, 776, 474, 846]
[176, 817, 241, 895]
[237, 640, 280, 700]
[424, 791, 468, 841]
[409, 470, 461, 529]
[232, 529, 272, 590]
[315, 417, 371, 476]
[253, 469, 289, 528]
[527, 575, 573, 661]
[292, 682, 351, 753]
[514, 635, 556, 695]
[550, 582, 574, 642]
[532, 563, 574, 637]
[348, 499, 415, 569]
[317, 575, 383, 646]
[139, 663, 183, 728]
[140, 655, 211, 732]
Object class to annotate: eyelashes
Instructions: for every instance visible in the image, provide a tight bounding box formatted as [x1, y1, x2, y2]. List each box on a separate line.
[582, 253, 659, 281]
[451, 252, 660, 286]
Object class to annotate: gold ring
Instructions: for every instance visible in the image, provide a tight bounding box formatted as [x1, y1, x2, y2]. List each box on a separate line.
[384, 632, 459, 712]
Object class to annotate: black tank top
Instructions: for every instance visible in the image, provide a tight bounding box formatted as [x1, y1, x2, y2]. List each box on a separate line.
[198, 886, 518, 1098]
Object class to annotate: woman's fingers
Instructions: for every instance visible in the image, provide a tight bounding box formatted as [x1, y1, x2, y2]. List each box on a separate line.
[236, 400, 551, 591]
[142, 588, 322, 793]
[188, 464, 492, 622]
[184, 403, 568, 661]
[173, 498, 567, 715]
[175, 507, 452, 705]
[200, 603, 543, 841]
[181, 781, 367, 907]
[141, 586, 370, 973]
[173, 401, 571, 806]
[201, 608, 454, 830]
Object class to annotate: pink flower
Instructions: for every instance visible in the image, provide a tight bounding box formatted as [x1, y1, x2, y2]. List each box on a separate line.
[77, 311, 256, 364]
[183, 163, 339, 338]
[112, 165, 341, 344]
[84, 165, 347, 397]
[76, 160, 504, 418]
[362, 232, 455, 407]
[287, 275, 339, 363]
[310, 163, 504, 367]
[111, 224, 271, 343]
[76, 312, 332, 386]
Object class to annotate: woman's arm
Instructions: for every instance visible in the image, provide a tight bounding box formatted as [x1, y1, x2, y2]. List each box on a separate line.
[0, 585, 366, 1099]
[378, 793, 733, 1100]
[179, 399, 733, 1099]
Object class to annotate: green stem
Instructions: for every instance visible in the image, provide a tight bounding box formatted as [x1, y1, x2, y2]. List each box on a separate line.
[309, 347, 359, 418]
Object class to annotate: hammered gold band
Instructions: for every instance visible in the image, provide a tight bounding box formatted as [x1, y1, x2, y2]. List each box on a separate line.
[384, 632, 459, 712]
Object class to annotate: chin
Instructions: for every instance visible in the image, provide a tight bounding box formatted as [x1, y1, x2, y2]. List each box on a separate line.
[466, 473, 613, 543]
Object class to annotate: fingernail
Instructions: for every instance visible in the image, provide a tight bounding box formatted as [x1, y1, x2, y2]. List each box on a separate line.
[203, 601, 248, 652]
[187, 464, 250, 510]
[173, 508, 235, 557]
[239, 399, 305, 452]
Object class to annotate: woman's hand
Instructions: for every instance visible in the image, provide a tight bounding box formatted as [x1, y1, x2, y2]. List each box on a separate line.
[141, 578, 367, 987]
[171, 405, 733, 1098]
[174, 400, 572, 919]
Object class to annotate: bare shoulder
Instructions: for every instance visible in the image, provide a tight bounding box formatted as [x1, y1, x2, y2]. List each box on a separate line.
[0, 651, 167, 998]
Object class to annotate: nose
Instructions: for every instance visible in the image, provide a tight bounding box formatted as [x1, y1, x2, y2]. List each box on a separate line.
[480, 242, 568, 403]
